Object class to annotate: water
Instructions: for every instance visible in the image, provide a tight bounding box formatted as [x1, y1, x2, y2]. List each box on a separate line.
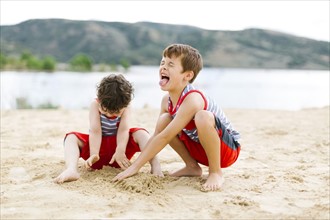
[1, 66, 329, 110]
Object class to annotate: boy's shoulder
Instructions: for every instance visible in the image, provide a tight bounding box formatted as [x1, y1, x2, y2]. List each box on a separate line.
[162, 93, 170, 100]
[89, 99, 99, 109]
[160, 94, 170, 113]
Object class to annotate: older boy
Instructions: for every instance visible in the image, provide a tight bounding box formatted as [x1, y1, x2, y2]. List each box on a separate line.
[113, 44, 241, 192]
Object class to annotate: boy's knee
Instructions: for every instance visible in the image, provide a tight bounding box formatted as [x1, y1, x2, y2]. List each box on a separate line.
[64, 134, 82, 148]
[64, 134, 77, 143]
[133, 129, 149, 139]
[195, 110, 214, 127]
[132, 129, 150, 148]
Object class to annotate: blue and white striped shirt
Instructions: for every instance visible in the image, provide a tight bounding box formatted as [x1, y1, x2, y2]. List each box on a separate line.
[100, 114, 120, 136]
[168, 84, 240, 142]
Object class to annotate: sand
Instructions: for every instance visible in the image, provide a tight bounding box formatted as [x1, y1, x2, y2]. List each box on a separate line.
[1, 106, 329, 219]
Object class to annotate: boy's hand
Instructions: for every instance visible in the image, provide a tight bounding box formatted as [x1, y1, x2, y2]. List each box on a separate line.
[85, 154, 100, 169]
[112, 164, 138, 182]
[109, 151, 131, 169]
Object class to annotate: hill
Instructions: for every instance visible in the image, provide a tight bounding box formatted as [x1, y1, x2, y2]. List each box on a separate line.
[0, 19, 329, 70]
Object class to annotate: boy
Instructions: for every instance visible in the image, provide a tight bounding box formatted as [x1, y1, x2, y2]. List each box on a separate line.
[54, 74, 163, 184]
[113, 44, 241, 192]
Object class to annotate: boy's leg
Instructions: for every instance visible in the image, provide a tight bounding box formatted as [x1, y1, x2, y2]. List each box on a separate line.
[54, 134, 83, 183]
[194, 110, 224, 191]
[157, 113, 202, 177]
[133, 129, 163, 176]
[168, 135, 202, 177]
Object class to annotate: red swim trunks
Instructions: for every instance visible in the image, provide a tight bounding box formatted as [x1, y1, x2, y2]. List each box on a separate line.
[64, 128, 145, 170]
[179, 128, 240, 168]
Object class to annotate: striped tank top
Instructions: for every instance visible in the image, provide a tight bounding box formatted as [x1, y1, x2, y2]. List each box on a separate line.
[100, 114, 121, 136]
[168, 84, 240, 142]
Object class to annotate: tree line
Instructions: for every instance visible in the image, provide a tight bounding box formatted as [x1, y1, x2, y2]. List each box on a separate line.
[0, 51, 131, 72]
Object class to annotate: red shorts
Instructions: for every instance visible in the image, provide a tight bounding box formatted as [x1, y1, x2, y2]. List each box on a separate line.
[179, 129, 240, 168]
[64, 128, 145, 170]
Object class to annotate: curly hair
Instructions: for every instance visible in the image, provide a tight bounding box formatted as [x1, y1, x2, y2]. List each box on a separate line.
[163, 43, 203, 83]
[97, 74, 134, 113]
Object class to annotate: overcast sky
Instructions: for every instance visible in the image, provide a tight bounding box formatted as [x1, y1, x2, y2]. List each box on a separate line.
[1, 0, 329, 41]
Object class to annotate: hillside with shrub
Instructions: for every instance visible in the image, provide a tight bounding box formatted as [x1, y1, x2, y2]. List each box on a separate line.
[1, 19, 329, 70]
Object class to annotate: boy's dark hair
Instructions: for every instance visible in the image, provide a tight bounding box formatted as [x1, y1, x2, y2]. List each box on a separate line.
[163, 43, 203, 83]
[97, 74, 134, 113]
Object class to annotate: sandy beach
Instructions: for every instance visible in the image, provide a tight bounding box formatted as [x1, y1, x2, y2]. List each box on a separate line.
[1, 106, 329, 219]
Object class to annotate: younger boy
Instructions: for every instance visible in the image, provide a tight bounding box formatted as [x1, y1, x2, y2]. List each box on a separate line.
[54, 74, 163, 183]
[113, 44, 241, 192]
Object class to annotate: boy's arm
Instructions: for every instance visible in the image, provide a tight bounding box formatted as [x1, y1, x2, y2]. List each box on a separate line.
[113, 93, 204, 181]
[88, 100, 102, 156]
[85, 100, 103, 168]
[109, 106, 131, 169]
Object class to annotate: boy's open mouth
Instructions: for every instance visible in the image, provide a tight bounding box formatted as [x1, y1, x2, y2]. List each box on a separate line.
[159, 75, 169, 86]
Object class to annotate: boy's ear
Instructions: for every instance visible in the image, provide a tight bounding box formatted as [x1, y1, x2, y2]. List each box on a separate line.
[185, 71, 194, 82]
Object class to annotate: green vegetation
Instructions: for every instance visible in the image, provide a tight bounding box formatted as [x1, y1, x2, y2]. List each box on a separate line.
[16, 97, 33, 109]
[15, 97, 59, 109]
[0, 50, 56, 71]
[37, 102, 59, 109]
[1, 19, 329, 70]
[0, 53, 6, 68]
[42, 56, 57, 71]
[0, 51, 131, 72]
[119, 58, 131, 72]
[69, 53, 93, 72]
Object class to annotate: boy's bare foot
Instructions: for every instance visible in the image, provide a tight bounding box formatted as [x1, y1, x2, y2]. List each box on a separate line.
[85, 154, 100, 169]
[54, 169, 80, 184]
[149, 157, 164, 177]
[200, 172, 224, 192]
[151, 164, 164, 177]
[170, 165, 202, 177]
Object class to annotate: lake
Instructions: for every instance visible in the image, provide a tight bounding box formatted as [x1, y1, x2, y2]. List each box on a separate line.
[1, 66, 329, 110]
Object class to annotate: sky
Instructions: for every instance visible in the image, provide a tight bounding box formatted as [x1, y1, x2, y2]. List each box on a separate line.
[1, 0, 329, 41]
